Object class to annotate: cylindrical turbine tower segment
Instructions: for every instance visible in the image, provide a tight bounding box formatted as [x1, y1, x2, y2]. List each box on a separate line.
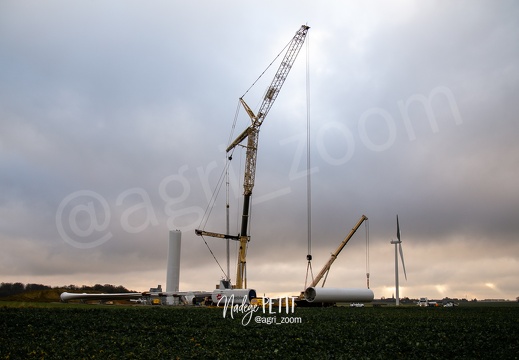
[166, 230, 181, 304]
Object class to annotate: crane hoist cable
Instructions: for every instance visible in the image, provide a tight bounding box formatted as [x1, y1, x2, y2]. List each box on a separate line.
[241, 39, 291, 100]
[306, 31, 312, 259]
[198, 159, 230, 231]
[304, 32, 314, 290]
[199, 99, 242, 233]
[199, 233, 228, 279]
[197, 102, 243, 281]
[366, 218, 370, 289]
[196, 158, 234, 281]
[227, 100, 243, 159]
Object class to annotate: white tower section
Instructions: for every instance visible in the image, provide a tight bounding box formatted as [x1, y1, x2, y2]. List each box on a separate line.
[166, 230, 181, 305]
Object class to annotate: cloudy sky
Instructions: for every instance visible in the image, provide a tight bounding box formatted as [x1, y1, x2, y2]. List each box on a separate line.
[1, 1, 518, 301]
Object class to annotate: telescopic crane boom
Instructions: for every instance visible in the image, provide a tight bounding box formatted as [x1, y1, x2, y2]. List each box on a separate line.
[307, 215, 368, 289]
[196, 25, 310, 289]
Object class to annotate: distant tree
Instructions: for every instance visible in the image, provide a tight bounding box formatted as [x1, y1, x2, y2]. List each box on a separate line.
[59, 284, 74, 290]
[516, 296, 519, 302]
[0, 283, 12, 297]
[103, 284, 116, 293]
[12, 282, 25, 294]
[0, 282, 25, 297]
[0, 282, 134, 297]
[115, 285, 128, 293]
[25, 283, 51, 292]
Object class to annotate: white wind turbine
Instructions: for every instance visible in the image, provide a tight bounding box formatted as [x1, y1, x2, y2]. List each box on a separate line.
[390, 215, 407, 305]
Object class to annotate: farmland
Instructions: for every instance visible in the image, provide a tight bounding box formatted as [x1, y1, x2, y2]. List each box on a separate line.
[1, 302, 518, 359]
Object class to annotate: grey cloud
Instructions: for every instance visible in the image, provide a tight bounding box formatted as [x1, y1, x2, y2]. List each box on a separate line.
[1, 1, 518, 299]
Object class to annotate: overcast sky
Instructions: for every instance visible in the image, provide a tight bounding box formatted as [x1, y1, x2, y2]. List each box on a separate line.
[1, 1, 518, 301]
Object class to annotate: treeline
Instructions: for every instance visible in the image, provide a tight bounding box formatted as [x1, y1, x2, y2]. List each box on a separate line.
[0, 282, 134, 298]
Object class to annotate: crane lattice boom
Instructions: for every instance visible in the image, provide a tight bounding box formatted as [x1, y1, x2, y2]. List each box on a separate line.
[196, 25, 309, 289]
[230, 25, 309, 289]
[227, 25, 310, 196]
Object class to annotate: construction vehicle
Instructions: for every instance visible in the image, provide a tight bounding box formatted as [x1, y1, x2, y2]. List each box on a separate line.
[196, 25, 310, 289]
[300, 215, 369, 301]
[151, 298, 161, 305]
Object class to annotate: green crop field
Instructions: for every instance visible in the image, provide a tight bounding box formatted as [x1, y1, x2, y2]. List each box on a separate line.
[1, 302, 518, 359]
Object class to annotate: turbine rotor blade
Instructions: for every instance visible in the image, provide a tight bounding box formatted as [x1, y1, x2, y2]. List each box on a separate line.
[399, 243, 407, 281]
[396, 215, 401, 241]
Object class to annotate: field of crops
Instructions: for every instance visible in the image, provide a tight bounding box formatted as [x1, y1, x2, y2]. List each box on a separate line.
[1, 302, 518, 359]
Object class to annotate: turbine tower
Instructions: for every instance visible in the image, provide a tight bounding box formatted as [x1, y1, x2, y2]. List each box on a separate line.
[390, 215, 407, 305]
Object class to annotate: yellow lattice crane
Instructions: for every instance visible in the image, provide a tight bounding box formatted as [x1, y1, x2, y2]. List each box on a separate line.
[306, 215, 369, 290]
[196, 25, 310, 289]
